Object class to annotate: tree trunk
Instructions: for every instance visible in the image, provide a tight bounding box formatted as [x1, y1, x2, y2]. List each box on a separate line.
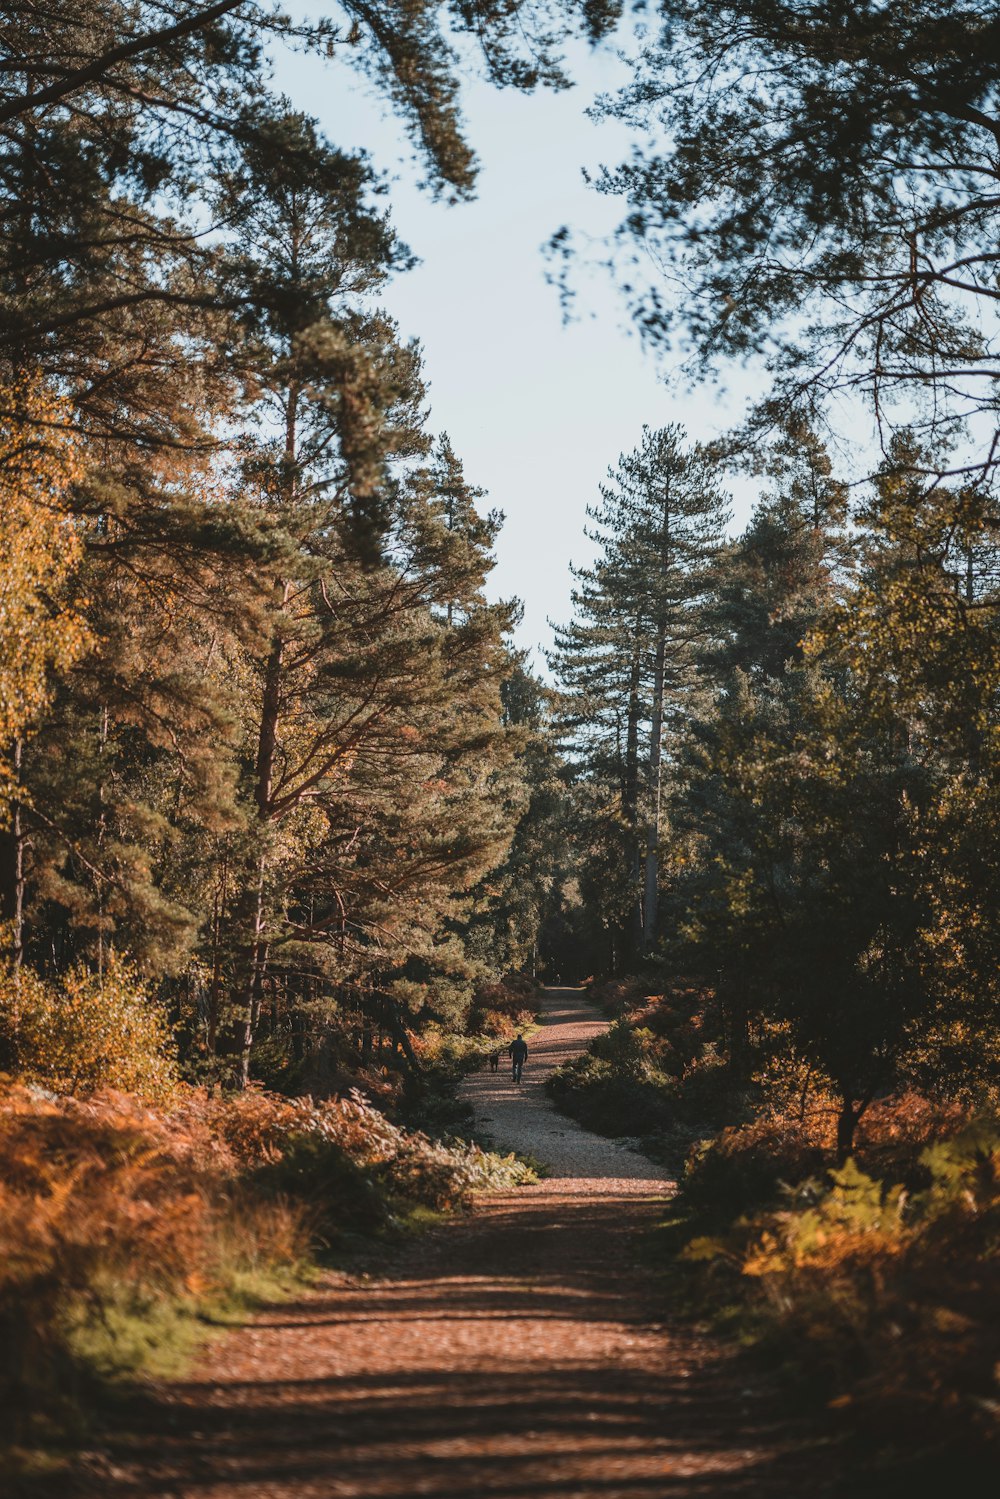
[207, 840, 229, 1055]
[0, 738, 25, 972]
[382, 993, 422, 1073]
[236, 485, 294, 1084]
[255, 622, 285, 815]
[642, 619, 667, 947]
[237, 378, 300, 1087]
[237, 852, 268, 1088]
[643, 484, 673, 952]
[237, 612, 284, 1087]
[623, 636, 644, 966]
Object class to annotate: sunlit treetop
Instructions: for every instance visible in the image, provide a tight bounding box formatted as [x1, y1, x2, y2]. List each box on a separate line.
[0, 373, 88, 815]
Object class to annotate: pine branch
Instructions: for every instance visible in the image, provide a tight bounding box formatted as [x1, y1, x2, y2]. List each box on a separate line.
[0, 1, 247, 125]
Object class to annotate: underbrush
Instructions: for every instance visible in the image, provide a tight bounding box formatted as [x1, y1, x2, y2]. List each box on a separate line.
[0, 1078, 534, 1469]
[667, 1095, 1000, 1485]
[584, 974, 660, 1017]
[466, 973, 541, 1041]
[546, 980, 743, 1163]
[554, 984, 1000, 1477]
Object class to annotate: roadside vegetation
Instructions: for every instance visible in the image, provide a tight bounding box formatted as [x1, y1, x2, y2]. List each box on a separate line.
[679, 1110, 1000, 1488]
[0, 1035, 535, 1475]
[0, 951, 539, 1477]
[548, 978, 1000, 1483]
[540, 374, 1000, 1489]
[2, 1, 1000, 1491]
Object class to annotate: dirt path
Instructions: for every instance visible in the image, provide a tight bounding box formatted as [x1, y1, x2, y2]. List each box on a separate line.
[462, 988, 674, 1181]
[90, 988, 813, 1498]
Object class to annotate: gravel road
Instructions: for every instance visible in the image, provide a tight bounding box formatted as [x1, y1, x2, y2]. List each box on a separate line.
[462, 985, 674, 1184]
[82, 988, 812, 1499]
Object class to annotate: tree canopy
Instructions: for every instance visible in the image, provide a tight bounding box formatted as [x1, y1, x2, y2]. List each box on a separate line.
[570, 0, 1000, 473]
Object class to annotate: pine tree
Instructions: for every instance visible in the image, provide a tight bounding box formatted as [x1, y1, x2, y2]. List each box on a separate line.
[588, 0, 1000, 474]
[663, 432, 847, 1074]
[550, 425, 729, 965]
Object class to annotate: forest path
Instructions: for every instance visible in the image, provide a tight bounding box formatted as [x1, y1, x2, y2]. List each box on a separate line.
[461, 986, 675, 1181]
[92, 988, 812, 1498]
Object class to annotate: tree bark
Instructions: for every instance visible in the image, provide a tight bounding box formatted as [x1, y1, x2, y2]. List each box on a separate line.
[0, 738, 25, 973]
[623, 635, 644, 966]
[207, 840, 229, 1055]
[236, 584, 285, 1086]
[237, 852, 268, 1089]
[642, 619, 667, 947]
[643, 485, 672, 952]
[238, 378, 298, 1086]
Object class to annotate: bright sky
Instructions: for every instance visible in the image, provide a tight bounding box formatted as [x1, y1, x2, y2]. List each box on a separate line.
[274, 28, 758, 664]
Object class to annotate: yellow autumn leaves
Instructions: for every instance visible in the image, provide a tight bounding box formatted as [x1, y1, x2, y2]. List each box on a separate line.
[2, 954, 180, 1101]
[0, 372, 88, 818]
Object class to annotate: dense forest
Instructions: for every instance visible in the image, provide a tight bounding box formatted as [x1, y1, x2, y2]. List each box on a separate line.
[545, 417, 1000, 1148]
[0, 0, 564, 1098]
[1, 0, 999, 1488]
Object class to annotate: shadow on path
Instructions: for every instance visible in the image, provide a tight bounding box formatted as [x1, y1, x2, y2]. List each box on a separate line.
[77, 990, 815, 1499]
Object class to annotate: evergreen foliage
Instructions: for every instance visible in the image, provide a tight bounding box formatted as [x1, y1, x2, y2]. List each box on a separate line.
[554, 423, 1000, 1155]
[0, 0, 591, 1091]
[549, 425, 729, 969]
[3, 0, 1000, 1470]
[569, 0, 1000, 473]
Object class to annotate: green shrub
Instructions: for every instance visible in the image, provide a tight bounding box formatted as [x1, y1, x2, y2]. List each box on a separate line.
[252, 1134, 391, 1242]
[546, 988, 741, 1155]
[585, 974, 652, 1016]
[547, 1045, 674, 1138]
[2, 955, 179, 1101]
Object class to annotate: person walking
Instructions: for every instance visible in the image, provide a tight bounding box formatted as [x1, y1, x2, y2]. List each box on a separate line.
[508, 1033, 528, 1083]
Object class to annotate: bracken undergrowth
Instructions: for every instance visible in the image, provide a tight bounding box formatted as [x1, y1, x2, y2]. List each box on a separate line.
[0, 1076, 534, 1464]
